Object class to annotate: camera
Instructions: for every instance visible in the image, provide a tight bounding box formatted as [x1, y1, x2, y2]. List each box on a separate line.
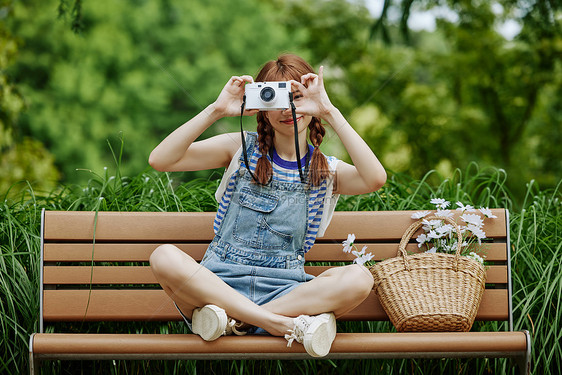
[245, 81, 291, 111]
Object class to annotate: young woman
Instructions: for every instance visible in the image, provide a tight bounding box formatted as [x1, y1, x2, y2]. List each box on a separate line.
[148, 54, 386, 357]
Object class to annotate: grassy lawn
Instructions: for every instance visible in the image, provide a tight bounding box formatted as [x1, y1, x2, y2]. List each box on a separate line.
[1, 163, 560, 374]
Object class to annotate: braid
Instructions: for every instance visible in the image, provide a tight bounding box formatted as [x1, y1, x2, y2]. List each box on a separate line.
[255, 112, 274, 185]
[308, 118, 331, 186]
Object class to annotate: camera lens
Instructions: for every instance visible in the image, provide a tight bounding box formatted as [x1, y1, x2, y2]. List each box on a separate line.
[260, 87, 275, 102]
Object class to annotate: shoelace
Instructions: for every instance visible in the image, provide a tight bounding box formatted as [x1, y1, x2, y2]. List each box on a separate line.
[227, 318, 248, 336]
[284, 329, 304, 347]
[285, 316, 309, 347]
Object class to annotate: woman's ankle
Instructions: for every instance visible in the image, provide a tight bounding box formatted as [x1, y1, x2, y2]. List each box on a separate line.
[261, 314, 294, 337]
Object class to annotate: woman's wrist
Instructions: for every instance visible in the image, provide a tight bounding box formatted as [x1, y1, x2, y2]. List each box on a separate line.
[322, 106, 347, 131]
[203, 103, 224, 123]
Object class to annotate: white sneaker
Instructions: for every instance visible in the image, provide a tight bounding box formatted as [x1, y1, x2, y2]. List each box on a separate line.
[191, 304, 228, 341]
[285, 312, 337, 357]
[323, 312, 337, 342]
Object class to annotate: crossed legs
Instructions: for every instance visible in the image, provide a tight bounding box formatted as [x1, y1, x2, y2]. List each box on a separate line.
[149, 244, 374, 337]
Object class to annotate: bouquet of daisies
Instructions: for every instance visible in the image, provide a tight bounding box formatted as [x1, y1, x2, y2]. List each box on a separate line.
[409, 198, 497, 264]
[343, 199, 496, 266]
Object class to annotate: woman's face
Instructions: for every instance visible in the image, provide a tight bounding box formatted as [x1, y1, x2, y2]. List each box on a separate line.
[264, 90, 311, 137]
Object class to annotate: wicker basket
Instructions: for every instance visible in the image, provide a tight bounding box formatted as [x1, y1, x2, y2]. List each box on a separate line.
[369, 216, 486, 332]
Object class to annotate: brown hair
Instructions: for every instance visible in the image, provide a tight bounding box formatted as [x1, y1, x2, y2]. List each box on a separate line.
[254, 54, 331, 186]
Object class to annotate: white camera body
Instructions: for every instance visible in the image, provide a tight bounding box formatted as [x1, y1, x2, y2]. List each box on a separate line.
[245, 81, 291, 111]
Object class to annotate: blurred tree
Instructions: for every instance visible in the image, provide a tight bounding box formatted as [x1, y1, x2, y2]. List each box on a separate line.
[366, 0, 562, 193]
[1, 1, 60, 196]
[7, 0, 303, 184]
[57, 0, 84, 32]
[274, 0, 372, 68]
[523, 75, 562, 188]
[4, 0, 561, 199]
[278, 0, 474, 175]
[278, 0, 561, 199]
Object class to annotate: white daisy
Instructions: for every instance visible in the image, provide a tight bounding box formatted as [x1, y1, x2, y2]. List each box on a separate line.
[342, 233, 356, 253]
[456, 202, 476, 212]
[416, 233, 428, 248]
[436, 224, 454, 237]
[353, 250, 374, 266]
[411, 210, 431, 219]
[479, 207, 498, 218]
[430, 198, 450, 209]
[422, 219, 444, 232]
[427, 230, 443, 240]
[442, 240, 461, 253]
[435, 209, 454, 219]
[351, 247, 365, 258]
[466, 224, 486, 244]
[466, 252, 485, 264]
[461, 213, 484, 228]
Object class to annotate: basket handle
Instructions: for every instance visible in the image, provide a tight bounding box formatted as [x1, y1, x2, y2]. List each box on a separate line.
[398, 215, 463, 271]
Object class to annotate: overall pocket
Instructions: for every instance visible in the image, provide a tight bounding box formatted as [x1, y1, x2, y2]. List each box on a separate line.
[233, 187, 292, 250]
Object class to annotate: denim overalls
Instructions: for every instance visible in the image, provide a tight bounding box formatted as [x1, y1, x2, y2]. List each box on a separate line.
[200, 133, 314, 306]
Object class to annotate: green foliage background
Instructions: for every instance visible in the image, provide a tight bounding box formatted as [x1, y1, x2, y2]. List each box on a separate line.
[3, 0, 310, 191]
[1, 0, 561, 201]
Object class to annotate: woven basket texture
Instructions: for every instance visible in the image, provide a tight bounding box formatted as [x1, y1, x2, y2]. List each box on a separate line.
[370, 216, 486, 332]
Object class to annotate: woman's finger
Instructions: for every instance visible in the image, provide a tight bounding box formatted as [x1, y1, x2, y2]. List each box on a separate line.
[227, 76, 242, 88]
[301, 73, 318, 85]
[243, 108, 259, 116]
[289, 79, 307, 94]
[291, 102, 315, 117]
[229, 75, 254, 87]
[239, 75, 254, 83]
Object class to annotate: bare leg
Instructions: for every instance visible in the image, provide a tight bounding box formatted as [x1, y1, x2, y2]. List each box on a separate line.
[261, 264, 374, 318]
[149, 244, 293, 336]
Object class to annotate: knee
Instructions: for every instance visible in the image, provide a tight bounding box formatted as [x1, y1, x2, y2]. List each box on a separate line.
[149, 244, 184, 279]
[342, 264, 374, 299]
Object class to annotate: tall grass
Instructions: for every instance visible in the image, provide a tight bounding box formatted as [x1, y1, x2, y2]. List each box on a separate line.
[1, 163, 560, 374]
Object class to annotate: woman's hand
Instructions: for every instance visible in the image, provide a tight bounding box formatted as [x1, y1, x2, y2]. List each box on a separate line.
[289, 67, 387, 196]
[212, 75, 259, 118]
[288, 66, 335, 119]
[149, 76, 255, 173]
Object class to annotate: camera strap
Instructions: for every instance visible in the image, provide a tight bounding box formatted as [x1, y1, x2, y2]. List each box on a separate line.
[289, 91, 307, 184]
[240, 95, 261, 184]
[240, 93, 309, 185]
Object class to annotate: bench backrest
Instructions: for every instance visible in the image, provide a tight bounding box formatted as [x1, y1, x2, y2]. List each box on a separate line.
[40, 209, 512, 333]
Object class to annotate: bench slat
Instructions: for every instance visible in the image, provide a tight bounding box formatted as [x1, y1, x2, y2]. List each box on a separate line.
[324, 210, 507, 240]
[31, 331, 527, 356]
[44, 242, 508, 262]
[44, 212, 216, 241]
[43, 210, 507, 241]
[43, 289, 508, 322]
[43, 265, 508, 285]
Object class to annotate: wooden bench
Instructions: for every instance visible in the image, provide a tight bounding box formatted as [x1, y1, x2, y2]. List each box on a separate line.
[29, 209, 531, 374]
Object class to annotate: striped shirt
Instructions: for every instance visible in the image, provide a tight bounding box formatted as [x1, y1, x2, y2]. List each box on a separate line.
[214, 132, 340, 253]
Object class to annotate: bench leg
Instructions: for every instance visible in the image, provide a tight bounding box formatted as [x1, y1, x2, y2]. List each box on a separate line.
[515, 330, 531, 375]
[515, 355, 531, 375]
[29, 334, 39, 375]
[29, 357, 39, 375]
